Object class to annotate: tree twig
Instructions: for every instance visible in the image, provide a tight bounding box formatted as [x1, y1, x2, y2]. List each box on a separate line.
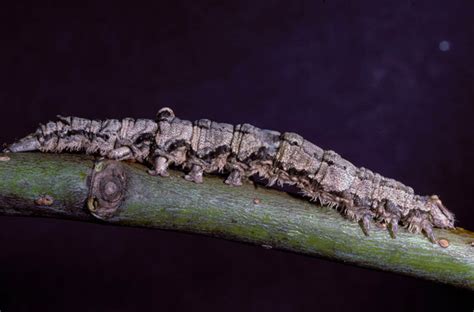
[0, 152, 472, 290]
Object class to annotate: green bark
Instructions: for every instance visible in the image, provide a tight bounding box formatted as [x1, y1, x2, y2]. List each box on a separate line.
[0, 152, 472, 290]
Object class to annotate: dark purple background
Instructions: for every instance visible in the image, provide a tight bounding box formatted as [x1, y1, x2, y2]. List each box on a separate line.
[0, 1, 473, 311]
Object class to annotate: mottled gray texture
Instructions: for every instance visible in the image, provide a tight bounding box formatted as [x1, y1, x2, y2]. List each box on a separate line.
[5, 107, 455, 241]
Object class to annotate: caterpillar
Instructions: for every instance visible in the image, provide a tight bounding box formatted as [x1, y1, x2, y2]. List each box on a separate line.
[4, 107, 455, 242]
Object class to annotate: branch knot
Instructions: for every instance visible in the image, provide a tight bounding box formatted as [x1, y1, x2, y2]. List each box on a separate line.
[87, 160, 126, 219]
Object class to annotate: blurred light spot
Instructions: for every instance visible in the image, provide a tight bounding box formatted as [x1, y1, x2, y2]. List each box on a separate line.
[439, 40, 450, 52]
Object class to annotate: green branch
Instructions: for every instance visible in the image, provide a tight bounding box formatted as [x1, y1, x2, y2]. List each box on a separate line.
[0, 152, 472, 290]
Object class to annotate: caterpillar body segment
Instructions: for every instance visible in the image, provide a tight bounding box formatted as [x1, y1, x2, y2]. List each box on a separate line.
[5, 107, 455, 242]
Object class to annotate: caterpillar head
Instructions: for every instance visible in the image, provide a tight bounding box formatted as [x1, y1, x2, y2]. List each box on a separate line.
[4, 134, 41, 153]
[428, 195, 455, 229]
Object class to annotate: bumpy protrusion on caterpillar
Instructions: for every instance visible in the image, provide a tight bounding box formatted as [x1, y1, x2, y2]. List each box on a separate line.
[5, 108, 455, 242]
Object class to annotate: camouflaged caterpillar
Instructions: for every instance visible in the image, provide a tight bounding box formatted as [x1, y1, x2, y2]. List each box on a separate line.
[5, 107, 455, 242]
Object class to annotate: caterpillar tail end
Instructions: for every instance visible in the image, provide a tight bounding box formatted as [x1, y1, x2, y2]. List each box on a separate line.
[3, 135, 40, 153]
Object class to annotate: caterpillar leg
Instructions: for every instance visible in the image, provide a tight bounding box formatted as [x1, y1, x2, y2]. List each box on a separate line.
[225, 169, 243, 186]
[405, 211, 437, 243]
[421, 220, 436, 243]
[148, 156, 170, 177]
[185, 164, 204, 183]
[345, 197, 374, 236]
[107, 146, 133, 161]
[341, 204, 372, 236]
[360, 213, 372, 236]
[389, 218, 399, 239]
[377, 201, 402, 239]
